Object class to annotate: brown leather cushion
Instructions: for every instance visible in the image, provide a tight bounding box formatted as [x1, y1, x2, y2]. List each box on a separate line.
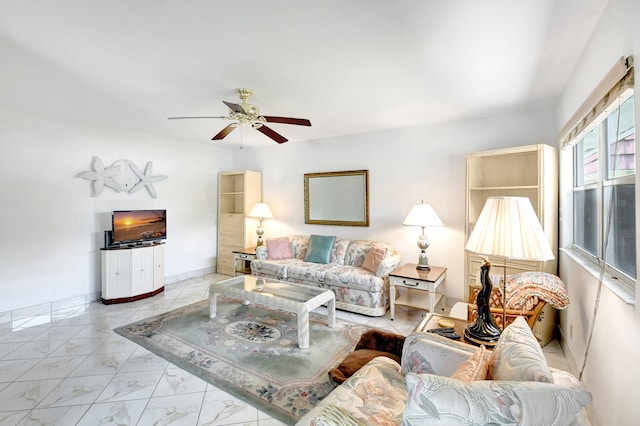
[328, 349, 402, 384]
[328, 329, 405, 385]
[354, 328, 405, 354]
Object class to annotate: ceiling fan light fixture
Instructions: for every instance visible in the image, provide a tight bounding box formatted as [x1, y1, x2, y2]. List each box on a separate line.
[169, 88, 311, 144]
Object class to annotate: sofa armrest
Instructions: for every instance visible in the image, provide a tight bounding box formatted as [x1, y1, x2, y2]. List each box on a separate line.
[296, 356, 407, 426]
[401, 331, 475, 377]
[256, 245, 268, 260]
[376, 251, 402, 277]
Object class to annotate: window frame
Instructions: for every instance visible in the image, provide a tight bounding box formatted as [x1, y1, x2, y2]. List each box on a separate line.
[571, 91, 636, 290]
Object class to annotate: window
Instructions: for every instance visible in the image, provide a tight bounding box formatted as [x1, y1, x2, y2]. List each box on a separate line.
[572, 92, 636, 282]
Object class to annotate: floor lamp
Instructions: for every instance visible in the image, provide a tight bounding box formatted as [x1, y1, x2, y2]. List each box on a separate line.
[464, 196, 555, 346]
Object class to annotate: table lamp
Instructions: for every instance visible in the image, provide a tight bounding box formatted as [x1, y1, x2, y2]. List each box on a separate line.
[464, 196, 554, 346]
[402, 201, 443, 270]
[248, 202, 273, 246]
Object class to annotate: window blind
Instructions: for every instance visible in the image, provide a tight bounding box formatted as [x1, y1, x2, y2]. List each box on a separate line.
[560, 56, 634, 149]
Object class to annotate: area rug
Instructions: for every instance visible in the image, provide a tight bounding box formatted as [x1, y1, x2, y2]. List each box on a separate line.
[115, 298, 371, 425]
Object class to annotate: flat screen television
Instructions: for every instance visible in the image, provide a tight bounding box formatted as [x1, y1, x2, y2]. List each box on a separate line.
[111, 210, 167, 246]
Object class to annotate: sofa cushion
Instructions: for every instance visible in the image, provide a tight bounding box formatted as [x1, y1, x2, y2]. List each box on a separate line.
[323, 266, 385, 292]
[490, 316, 554, 383]
[403, 372, 592, 426]
[361, 244, 389, 273]
[266, 237, 291, 260]
[286, 262, 337, 282]
[250, 258, 301, 278]
[304, 234, 336, 264]
[450, 344, 490, 382]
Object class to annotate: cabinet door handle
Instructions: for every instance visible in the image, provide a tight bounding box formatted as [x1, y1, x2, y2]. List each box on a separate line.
[403, 280, 419, 287]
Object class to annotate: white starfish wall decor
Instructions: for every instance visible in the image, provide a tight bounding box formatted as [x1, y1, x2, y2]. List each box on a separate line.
[77, 157, 168, 198]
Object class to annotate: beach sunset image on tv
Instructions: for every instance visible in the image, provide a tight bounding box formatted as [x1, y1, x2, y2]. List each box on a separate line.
[112, 210, 166, 244]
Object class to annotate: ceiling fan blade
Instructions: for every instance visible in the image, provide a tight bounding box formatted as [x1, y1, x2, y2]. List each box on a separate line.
[212, 124, 237, 140]
[263, 116, 312, 126]
[256, 125, 288, 144]
[168, 116, 227, 119]
[223, 101, 246, 114]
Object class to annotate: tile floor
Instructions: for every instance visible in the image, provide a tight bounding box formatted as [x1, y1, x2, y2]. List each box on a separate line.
[0, 274, 570, 425]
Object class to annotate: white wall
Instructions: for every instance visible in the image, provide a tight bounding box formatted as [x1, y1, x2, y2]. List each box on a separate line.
[233, 105, 555, 304]
[555, 0, 640, 424]
[0, 108, 230, 313]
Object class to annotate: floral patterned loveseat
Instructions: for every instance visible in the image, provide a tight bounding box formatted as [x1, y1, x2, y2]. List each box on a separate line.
[296, 316, 592, 426]
[250, 235, 402, 317]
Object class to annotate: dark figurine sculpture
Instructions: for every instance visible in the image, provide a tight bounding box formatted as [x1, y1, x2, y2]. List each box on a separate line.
[464, 258, 501, 345]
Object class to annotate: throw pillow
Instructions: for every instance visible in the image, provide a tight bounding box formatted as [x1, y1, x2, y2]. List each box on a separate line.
[361, 244, 389, 273]
[266, 237, 291, 260]
[403, 372, 592, 426]
[489, 316, 554, 383]
[450, 345, 490, 382]
[304, 234, 336, 264]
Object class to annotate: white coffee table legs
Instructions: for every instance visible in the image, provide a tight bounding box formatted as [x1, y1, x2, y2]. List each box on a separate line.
[295, 296, 336, 349]
[209, 290, 217, 319]
[208, 285, 335, 349]
[326, 297, 336, 328]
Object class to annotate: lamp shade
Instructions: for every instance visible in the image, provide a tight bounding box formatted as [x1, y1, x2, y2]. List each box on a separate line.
[465, 196, 554, 261]
[248, 203, 273, 219]
[402, 203, 443, 227]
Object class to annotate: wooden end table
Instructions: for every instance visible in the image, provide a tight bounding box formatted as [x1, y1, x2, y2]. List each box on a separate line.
[389, 264, 447, 320]
[232, 247, 257, 276]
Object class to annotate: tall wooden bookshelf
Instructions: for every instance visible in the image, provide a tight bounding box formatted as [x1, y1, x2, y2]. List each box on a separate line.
[217, 170, 262, 275]
[464, 144, 559, 294]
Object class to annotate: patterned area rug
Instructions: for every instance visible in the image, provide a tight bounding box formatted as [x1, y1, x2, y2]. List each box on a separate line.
[115, 298, 370, 425]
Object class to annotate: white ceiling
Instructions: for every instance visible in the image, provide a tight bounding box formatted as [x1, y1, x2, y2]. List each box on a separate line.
[0, 0, 609, 147]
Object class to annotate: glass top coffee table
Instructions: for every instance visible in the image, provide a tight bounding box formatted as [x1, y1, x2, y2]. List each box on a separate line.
[209, 275, 336, 349]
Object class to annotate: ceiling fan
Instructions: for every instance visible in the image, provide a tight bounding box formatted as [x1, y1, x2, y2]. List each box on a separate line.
[168, 88, 311, 144]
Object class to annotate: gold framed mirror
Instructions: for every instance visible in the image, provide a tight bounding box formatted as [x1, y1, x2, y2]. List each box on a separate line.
[304, 170, 369, 226]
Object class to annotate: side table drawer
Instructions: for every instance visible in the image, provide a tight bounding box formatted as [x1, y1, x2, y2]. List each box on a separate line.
[390, 276, 430, 291]
[235, 253, 256, 261]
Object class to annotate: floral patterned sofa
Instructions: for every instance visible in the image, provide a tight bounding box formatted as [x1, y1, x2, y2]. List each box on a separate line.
[296, 316, 592, 426]
[250, 235, 402, 316]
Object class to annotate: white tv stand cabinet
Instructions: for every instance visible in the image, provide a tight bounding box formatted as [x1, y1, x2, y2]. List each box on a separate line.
[100, 243, 165, 304]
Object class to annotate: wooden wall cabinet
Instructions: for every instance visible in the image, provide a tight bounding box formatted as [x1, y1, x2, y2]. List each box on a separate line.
[217, 170, 262, 275]
[101, 244, 165, 304]
[464, 144, 559, 296]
